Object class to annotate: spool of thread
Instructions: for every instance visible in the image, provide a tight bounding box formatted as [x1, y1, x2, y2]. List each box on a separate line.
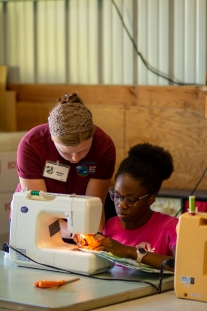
[30, 190, 40, 196]
[188, 195, 196, 215]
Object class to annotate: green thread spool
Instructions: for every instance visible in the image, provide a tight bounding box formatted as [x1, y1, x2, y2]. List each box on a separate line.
[189, 195, 195, 215]
[30, 190, 40, 196]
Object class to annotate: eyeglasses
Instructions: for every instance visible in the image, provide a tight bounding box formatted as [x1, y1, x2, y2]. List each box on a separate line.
[109, 189, 150, 207]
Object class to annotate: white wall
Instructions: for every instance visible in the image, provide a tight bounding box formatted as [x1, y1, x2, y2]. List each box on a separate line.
[0, 0, 206, 85]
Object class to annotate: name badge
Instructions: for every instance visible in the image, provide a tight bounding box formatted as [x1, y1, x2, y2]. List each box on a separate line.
[43, 161, 70, 182]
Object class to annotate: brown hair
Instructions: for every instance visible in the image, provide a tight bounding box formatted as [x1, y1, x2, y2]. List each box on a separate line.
[48, 93, 94, 146]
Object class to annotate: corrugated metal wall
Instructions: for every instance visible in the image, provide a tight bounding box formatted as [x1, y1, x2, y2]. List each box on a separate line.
[0, 0, 206, 85]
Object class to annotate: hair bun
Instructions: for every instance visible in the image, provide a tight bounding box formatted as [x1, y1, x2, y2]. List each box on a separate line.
[57, 93, 83, 105]
[68, 93, 83, 104]
[68, 93, 77, 101]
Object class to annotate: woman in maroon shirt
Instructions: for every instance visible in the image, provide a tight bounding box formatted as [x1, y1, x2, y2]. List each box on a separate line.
[15, 93, 116, 241]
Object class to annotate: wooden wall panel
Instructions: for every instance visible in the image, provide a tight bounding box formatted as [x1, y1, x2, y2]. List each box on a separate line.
[5, 91, 16, 131]
[206, 97, 207, 118]
[5, 84, 207, 191]
[0, 66, 7, 131]
[16, 102, 54, 131]
[125, 105, 207, 190]
[7, 84, 204, 105]
[87, 104, 125, 184]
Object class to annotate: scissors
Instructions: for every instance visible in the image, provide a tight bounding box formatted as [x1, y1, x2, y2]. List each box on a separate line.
[34, 277, 80, 288]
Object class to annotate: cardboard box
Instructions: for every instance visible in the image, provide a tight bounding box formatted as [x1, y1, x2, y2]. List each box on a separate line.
[0, 131, 26, 193]
[0, 131, 26, 152]
[0, 151, 19, 193]
[0, 192, 13, 236]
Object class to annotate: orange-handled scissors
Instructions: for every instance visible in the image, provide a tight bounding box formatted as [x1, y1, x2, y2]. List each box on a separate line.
[34, 277, 80, 288]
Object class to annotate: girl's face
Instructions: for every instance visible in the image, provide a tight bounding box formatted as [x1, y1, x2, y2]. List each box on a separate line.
[114, 174, 155, 229]
[54, 138, 92, 163]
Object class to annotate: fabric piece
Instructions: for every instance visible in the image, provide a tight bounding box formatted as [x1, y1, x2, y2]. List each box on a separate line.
[80, 248, 174, 274]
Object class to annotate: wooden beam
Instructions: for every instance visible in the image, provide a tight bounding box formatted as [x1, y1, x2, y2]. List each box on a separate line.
[205, 97, 207, 118]
[7, 84, 205, 106]
[4, 91, 17, 131]
[0, 66, 7, 131]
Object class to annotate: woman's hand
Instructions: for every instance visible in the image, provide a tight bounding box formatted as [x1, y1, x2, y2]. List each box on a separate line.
[85, 237, 132, 259]
[94, 233, 105, 241]
[73, 234, 96, 247]
[73, 232, 105, 247]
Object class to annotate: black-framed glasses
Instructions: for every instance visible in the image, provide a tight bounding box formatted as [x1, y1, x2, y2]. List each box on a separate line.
[109, 189, 150, 207]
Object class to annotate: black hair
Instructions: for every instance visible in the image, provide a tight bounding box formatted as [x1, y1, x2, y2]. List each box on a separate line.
[115, 143, 174, 194]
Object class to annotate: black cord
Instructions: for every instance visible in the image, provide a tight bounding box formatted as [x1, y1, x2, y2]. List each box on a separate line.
[188, 166, 207, 196]
[157, 258, 175, 294]
[175, 166, 207, 217]
[111, 0, 201, 86]
[6, 243, 158, 292]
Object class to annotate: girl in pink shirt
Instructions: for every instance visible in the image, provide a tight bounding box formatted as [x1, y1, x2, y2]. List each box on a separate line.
[86, 143, 178, 271]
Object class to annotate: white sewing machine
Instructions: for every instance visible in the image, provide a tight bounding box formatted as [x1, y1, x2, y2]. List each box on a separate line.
[175, 211, 207, 302]
[9, 191, 114, 275]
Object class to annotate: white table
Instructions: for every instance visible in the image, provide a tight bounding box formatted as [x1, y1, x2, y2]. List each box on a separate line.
[0, 251, 174, 311]
[93, 290, 207, 311]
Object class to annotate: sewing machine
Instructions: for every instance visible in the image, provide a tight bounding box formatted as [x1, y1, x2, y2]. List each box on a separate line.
[175, 211, 207, 302]
[9, 191, 114, 275]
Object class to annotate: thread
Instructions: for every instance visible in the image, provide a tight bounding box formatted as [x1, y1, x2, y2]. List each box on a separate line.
[188, 195, 196, 215]
[30, 190, 40, 196]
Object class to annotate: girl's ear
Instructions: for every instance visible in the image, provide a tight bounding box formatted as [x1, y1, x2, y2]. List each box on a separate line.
[148, 193, 156, 205]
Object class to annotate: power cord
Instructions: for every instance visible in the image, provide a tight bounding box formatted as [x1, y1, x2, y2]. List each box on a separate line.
[111, 0, 201, 86]
[157, 258, 175, 294]
[5, 243, 159, 292]
[175, 166, 207, 217]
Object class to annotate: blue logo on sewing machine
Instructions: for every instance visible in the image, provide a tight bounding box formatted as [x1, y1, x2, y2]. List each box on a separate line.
[21, 206, 28, 213]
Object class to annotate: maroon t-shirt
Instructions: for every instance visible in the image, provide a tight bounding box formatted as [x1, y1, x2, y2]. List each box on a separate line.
[16, 124, 116, 195]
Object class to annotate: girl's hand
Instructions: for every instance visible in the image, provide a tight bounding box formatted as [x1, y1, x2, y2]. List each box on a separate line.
[73, 234, 96, 247]
[85, 237, 131, 258]
[94, 233, 105, 240]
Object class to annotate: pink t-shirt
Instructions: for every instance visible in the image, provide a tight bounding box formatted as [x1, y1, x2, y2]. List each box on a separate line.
[15, 124, 116, 195]
[103, 212, 178, 256]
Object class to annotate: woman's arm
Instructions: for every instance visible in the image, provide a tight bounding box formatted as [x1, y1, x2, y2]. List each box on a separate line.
[85, 178, 112, 233]
[60, 178, 112, 242]
[19, 177, 47, 192]
[85, 238, 176, 271]
[128, 246, 175, 271]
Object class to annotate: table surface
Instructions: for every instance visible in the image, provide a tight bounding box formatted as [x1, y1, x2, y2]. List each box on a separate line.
[0, 251, 174, 311]
[93, 290, 207, 311]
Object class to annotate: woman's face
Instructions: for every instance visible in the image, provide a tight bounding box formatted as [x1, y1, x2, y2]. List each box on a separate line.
[54, 138, 93, 163]
[114, 174, 153, 228]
